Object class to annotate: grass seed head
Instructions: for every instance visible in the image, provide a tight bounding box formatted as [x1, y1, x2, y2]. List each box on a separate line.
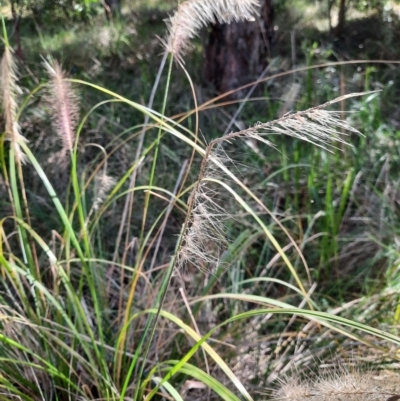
[272, 361, 400, 401]
[44, 60, 79, 158]
[1, 46, 27, 163]
[164, 0, 260, 61]
[177, 149, 231, 273]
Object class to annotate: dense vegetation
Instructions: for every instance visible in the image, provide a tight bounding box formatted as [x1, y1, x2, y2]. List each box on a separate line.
[1, 0, 400, 400]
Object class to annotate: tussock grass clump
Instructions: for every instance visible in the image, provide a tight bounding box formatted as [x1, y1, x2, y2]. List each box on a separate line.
[0, 0, 399, 400]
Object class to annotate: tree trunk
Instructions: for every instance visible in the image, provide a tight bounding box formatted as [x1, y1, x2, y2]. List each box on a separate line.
[203, 0, 273, 99]
[328, 0, 335, 31]
[11, 0, 23, 60]
[104, 0, 122, 20]
[334, 0, 347, 36]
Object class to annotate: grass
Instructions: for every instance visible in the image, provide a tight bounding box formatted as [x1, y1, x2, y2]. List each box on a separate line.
[1, 0, 400, 400]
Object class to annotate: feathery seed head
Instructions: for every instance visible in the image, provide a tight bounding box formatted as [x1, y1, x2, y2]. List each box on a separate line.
[1, 46, 27, 163]
[223, 92, 372, 151]
[177, 92, 370, 274]
[273, 376, 311, 401]
[177, 149, 231, 272]
[164, 0, 260, 61]
[272, 362, 400, 401]
[44, 60, 79, 157]
[92, 173, 116, 211]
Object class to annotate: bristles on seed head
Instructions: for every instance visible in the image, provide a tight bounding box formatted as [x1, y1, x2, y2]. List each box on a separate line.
[92, 173, 116, 211]
[177, 149, 231, 272]
[1, 46, 27, 163]
[272, 376, 311, 401]
[272, 362, 400, 401]
[164, 0, 260, 61]
[44, 60, 79, 157]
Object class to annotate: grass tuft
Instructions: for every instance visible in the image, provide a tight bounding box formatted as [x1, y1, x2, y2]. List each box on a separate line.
[0, 1, 399, 400]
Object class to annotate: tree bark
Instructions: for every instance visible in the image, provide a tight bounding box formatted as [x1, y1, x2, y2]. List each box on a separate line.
[11, 0, 23, 60]
[104, 0, 122, 20]
[203, 0, 273, 99]
[336, 0, 347, 35]
[332, 0, 352, 37]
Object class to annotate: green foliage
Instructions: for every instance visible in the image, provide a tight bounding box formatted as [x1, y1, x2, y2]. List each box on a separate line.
[11, 0, 102, 21]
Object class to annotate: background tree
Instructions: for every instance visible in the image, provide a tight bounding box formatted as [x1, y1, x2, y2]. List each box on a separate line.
[327, 0, 387, 36]
[104, 0, 121, 20]
[203, 0, 274, 98]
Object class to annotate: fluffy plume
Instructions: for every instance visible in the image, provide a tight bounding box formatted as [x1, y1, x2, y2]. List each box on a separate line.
[224, 93, 371, 151]
[177, 92, 370, 273]
[92, 172, 116, 211]
[177, 149, 232, 272]
[1, 46, 27, 163]
[164, 0, 260, 60]
[84, 171, 116, 228]
[272, 363, 400, 401]
[44, 60, 79, 157]
[254, 109, 358, 149]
